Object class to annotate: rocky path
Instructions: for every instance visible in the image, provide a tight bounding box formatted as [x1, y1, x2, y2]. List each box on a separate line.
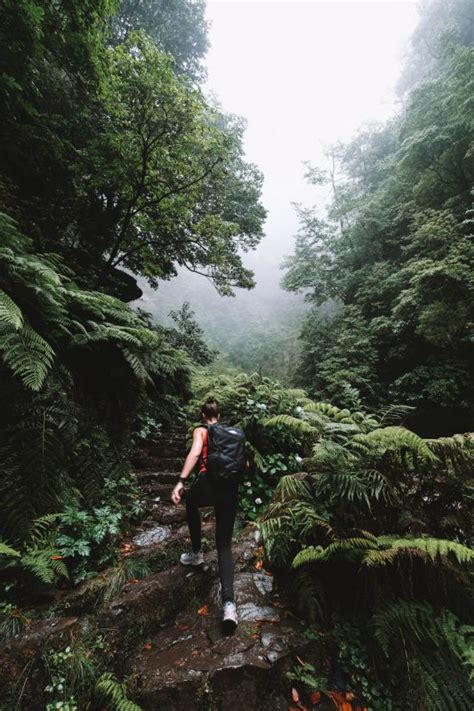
[1, 426, 311, 710]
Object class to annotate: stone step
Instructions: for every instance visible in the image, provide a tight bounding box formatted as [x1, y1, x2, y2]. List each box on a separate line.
[126, 572, 307, 711]
[139, 482, 175, 498]
[137, 470, 180, 485]
[134, 455, 183, 470]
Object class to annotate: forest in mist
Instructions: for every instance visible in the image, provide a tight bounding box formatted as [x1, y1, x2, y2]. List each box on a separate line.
[0, 1, 473, 710]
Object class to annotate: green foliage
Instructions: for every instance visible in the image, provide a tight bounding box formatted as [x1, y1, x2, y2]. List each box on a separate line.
[258, 392, 474, 709]
[283, 14, 474, 434]
[43, 647, 80, 711]
[166, 302, 217, 366]
[0, 0, 265, 298]
[112, 0, 209, 82]
[189, 370, 312, 518]
[95, 672, 143, 711]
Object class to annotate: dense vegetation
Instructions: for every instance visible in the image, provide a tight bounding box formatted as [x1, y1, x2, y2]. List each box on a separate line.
[282, 0, 474, 435]
[1, 1, 473, 710]
[196, 371, 474, 709]
[0, 0, 265, 592]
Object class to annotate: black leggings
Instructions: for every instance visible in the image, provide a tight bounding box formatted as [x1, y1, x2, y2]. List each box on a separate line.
[185, 473, 239, 603]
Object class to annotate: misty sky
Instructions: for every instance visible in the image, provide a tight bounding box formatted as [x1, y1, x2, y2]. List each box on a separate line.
[139, 0, 421, 326]
[203, 0, 419, 272]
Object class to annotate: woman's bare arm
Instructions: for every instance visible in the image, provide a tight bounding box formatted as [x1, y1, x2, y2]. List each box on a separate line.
[171, 428, 204, 504]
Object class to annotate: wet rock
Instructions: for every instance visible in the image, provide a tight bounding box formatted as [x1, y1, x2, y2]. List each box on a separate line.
[99, 563, 215, 664]
[137, 470, 180, 485]
[127, 572, 307, 710]
[132, 525, 172, 547]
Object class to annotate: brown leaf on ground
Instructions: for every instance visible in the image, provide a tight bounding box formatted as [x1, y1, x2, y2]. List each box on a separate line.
[126, 578, 140, 585]
[197, 604, 209, 616]
[291, 688, 300, 703]
[255, 560, 263, 570]
[310, 691, 321, 704]
[296, 655, 306, 666]
[143, 643, 152, 650]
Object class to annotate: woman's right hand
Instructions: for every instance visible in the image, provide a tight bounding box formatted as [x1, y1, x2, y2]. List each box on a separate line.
[171, 482, 184, 505]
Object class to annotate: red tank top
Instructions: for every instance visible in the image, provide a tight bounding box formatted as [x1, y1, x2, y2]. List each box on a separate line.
[198, 427, 208, 474]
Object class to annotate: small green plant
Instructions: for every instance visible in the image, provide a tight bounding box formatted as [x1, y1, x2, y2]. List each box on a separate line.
[332, 618, 393, 711]
[56, 503, 124, 583]
[95, 672, 143, 710]
[286, 659, 327, 690]
[43, 646, 79, 711]
[0, 602, 33, 641]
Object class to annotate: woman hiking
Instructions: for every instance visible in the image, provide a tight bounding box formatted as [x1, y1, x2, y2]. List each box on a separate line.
[170, 397, 245, 633]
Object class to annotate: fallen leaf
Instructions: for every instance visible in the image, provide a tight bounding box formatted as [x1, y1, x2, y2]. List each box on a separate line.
[341, 703, 353, 711]
[191, 650, 199, 656]
[346, 692, 355, 701]
[291, 688, 300, 703]
[50, 555, 63, 560]
[255, 560, 263, 570]
[127, 578, 140, 585]
[310, 691, 321, 704]
[197, 605, 209, 616]
[250, 633, 259, 639]
[296, 655, 306, 666]
[143, 643, 152, 650]
[327, 692, 346, 704]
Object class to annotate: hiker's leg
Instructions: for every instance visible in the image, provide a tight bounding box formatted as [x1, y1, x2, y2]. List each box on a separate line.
[185, 498, 202, 553]
[185, 474, 215, 553]
[214, 484, 239, 602]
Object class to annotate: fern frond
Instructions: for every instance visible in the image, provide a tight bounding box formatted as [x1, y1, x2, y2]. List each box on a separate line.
[351, 426, 437, 462]
[272, 473, 312, 502]
[292, 537, 376, 568]
[0, 289, 23, 330]
[0, 540, 21, 557]
[0, 322, 55, 390]
[95, 672, 143, 711]
[378, 536, 474, 565]
[119, 347, 152, 383]
[262, 414, 319, 435]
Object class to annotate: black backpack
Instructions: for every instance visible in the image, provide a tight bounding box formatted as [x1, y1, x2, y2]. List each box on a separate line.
[201, 423, 246, 484]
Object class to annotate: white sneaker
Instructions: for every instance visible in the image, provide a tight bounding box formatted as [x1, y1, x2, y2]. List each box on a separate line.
[179, 550, 204, 566]
[222, 600, 238, 633]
